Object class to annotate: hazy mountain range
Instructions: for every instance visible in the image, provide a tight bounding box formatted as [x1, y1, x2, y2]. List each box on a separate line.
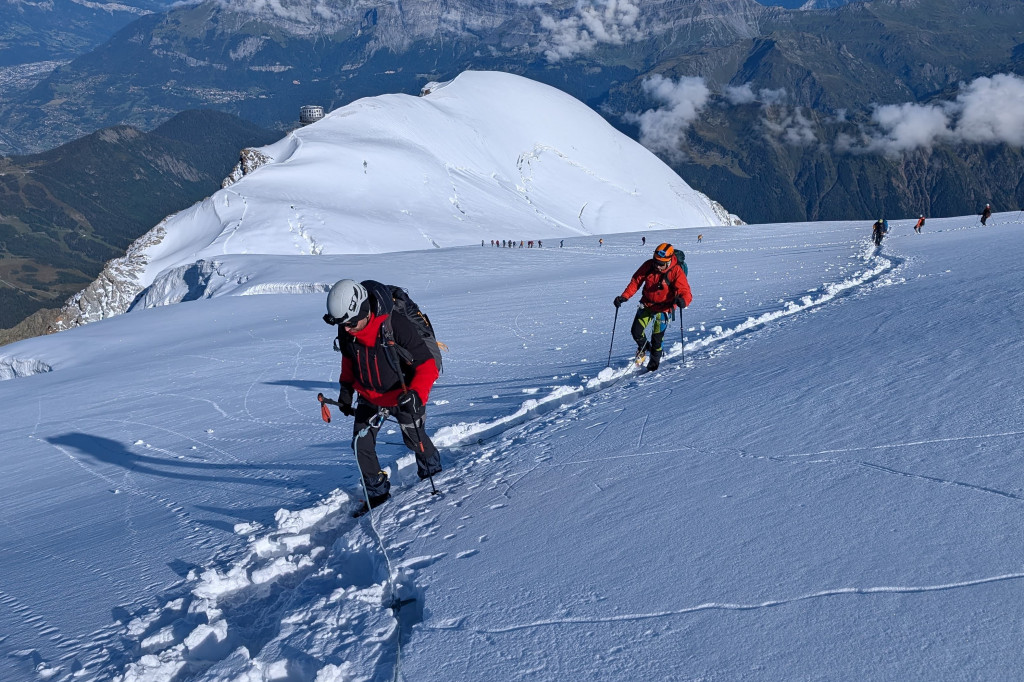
[0, 0, 176, 66]
[0, 109, 276, 341]
[1, 0, 1020, 227]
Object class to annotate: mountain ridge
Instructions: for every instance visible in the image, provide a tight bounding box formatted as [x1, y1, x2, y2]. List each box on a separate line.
[0, 109, 278, 341]
[1, 0, 1020, 226]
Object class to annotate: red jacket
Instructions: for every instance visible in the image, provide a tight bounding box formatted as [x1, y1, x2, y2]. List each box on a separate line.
[338, 311, 438, 407]
[620, 256, 692, 313]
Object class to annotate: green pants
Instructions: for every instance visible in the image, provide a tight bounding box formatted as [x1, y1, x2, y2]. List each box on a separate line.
[631, 308, 671, 353]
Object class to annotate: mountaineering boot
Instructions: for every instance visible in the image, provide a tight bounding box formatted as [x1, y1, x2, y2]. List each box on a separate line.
[353, 492, 390, 517]
[647, 349, 662, 371]
[353, 470, 391, 516]
[634, 340, 650, 365]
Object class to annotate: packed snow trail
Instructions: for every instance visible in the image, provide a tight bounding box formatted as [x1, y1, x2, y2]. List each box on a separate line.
[4, 214, 1022, 680]
[108, 233, 899, 681]
[431, 241, 897, 448]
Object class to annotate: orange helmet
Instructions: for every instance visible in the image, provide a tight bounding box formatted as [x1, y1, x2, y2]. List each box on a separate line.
[653, 243, 674, 262]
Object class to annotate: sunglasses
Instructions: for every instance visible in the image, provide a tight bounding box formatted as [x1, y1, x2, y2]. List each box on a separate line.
[323, 313, 364, 329]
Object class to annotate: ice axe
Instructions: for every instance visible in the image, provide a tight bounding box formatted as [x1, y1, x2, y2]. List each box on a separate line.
[317, 392, 338, 423]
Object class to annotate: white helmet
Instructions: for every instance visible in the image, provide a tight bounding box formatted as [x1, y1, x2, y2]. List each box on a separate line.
[325, 279, 368, 325]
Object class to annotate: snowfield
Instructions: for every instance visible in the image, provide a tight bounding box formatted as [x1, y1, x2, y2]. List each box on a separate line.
[3, 211, 1024, 680]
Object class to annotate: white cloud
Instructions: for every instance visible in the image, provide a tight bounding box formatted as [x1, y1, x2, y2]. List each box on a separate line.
[626, 75, 711, 160]
[866, 102, 953, 154]
[536, 1, 644, 62]
[784, 108, 818, 146]
[211, 0, 345, 28]
[759, 87, 788, 106]
[834, 132, 857, 153]
[762, 106, 819, 147]
[724, 84, 756, 105]
[721, 83, 788, 107]
[539, 13, 598, 61]
[954, 73, 1024, 146]
[722, 84, 815, 147]
[841, 73, 1024, 154]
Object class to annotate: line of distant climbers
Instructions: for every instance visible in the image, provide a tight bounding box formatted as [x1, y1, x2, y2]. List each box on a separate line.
[483, 234, 706, 249]
[871, 204, 995, 246]
[488, 240, 546, 248]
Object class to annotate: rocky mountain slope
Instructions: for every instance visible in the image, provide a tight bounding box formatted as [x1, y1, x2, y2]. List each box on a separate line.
[0, 0, 774, 153]
[0, 109, 277, 338]
[0, 0, 174, 66]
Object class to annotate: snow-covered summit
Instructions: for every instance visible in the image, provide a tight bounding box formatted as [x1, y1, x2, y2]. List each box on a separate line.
[52, 71, 736, 330]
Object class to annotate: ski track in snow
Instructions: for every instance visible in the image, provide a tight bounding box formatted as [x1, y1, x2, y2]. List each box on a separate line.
[758, 448, 1024, 503]
[431, 242, 900, 450]
[219, 190, 248, 255]
[714, 428, 1024, 502]
[84, 240, 929, 681]
[425, 572, 1024, 635]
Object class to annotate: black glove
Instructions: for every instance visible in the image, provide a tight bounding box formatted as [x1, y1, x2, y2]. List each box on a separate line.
[613, 296, 627, 308]
[397, 390, 424, 414]
[674, 296, 687, 309]
[337, 384, 354, 416]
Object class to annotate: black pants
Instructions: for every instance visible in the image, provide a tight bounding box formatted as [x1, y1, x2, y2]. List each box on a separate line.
[352, 400, 442, 497]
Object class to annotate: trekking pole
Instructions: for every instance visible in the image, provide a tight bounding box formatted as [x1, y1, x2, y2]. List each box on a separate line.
[606, 306, 620, 368]
[679, 306, 685, 364]
[385, 337, 441, 496]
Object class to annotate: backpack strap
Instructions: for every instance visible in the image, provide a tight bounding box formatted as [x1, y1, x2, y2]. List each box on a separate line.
[380, 316, 415, 367]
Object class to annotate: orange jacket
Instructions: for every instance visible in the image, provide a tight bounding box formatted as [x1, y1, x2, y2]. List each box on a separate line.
[620, 256, 692, 313]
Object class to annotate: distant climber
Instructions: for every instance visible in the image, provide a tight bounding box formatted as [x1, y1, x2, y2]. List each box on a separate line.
[613, 243, 692, 372]
[872, 219, 885, 246]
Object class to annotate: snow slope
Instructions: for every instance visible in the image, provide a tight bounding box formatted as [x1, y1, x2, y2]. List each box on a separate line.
[2, 212, 1023, 680]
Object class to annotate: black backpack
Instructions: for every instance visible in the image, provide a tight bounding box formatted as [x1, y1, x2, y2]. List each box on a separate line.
[386, 285, 445, 373]
[334, 281, 445, 373]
